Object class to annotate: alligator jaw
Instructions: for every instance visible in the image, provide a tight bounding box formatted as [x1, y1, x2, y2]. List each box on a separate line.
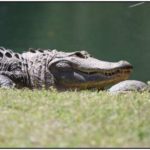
[77, 64, 133, 77]
[64, 64, 133, 90]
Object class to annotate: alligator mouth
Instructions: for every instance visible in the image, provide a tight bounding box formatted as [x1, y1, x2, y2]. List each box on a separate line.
[63, 65, 133, 90]
[77, 65, 133, 77]
[54, 60, 133, 90]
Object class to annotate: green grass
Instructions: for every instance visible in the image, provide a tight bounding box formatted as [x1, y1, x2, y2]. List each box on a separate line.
[0, 89, 150, 148]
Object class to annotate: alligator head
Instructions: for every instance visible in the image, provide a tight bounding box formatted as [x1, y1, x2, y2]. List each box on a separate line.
[48, 51, 133, 90]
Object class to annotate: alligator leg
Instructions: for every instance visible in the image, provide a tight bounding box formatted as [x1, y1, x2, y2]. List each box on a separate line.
[0, 75, 15, 88]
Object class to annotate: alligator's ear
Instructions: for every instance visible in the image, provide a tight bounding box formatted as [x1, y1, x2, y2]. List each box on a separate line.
[73, 52, 86, 58]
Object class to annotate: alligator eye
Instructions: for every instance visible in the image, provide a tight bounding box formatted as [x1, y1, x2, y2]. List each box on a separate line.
[75, 52, 85, 58]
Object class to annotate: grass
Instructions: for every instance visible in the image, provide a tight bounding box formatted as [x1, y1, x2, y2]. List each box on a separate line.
[0, 89, 150, 148]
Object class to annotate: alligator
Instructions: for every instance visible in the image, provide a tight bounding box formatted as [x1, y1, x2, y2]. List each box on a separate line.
[0, 47, 146, 92]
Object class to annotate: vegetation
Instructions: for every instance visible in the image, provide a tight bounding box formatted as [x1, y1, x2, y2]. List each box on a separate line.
[0, 89, 150, 148]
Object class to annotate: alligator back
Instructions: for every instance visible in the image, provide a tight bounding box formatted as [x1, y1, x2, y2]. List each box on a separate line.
[21, 48, 57, 89]
[0, 47, 30, 88]
[0, 47, 22, 71]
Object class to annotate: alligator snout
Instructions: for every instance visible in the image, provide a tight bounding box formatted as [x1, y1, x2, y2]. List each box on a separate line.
[118, 60, 133, 69]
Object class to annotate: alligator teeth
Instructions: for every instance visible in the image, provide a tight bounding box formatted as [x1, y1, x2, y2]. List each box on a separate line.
[85, 68, 131, 76]
[102, 68, 132, 77]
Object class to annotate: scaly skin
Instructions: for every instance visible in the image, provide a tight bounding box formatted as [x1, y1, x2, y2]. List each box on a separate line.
[0, 47, 133, 90]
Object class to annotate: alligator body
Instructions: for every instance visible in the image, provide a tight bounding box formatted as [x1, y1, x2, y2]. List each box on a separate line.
[0, 47, 135, 91]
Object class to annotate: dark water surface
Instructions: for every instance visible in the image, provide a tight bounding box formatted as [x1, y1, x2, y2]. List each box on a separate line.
[0, 2, 149, 81]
